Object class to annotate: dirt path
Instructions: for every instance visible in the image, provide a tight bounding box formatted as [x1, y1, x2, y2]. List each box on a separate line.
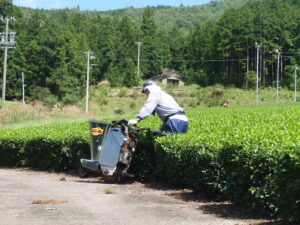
[0, 168, 278, 225]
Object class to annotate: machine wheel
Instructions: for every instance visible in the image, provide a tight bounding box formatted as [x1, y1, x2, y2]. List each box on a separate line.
[103, 173, 121, 183]
[103, 165, 124, 183]
[78, 166, 89, 178]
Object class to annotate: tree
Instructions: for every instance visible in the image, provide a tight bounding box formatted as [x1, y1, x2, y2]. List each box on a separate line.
[141, 7, 156, 37]
[91, 17, 117, 84]
[115, 16, 140, 86]
[168, 27, 186, 71]
[2, 0, 300, 104]
[0, 0, 13, 17]
[245, 71, 257, 89]
[140, 7, 166, 79]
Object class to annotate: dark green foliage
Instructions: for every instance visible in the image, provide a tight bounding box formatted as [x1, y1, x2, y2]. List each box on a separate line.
[22, 138, 68, 171]
[30, 86, 58, 107]
[0, 123, 90, 171]
[0, 104, 299, 222]
[0, 139, 24, 166]
[245, 71, 257, 89]
[187, 0, 300, 88]
[137, 104, 300, 222]
[141, 7, 156, 37]
[98, 0, 253, 31]
[62, 93, 78, 105]
[21, 136, 90, 171]
[272, 153, 300, 221]
[140, 7, 171, 79]
[2, 0, 300, 105]
[130, 135, 157, 181]
[0, 0, 13, 17]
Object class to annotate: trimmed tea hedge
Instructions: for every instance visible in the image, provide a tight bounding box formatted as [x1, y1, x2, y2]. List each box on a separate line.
[132, 104, 300, 222]
[0, 104, 299, 222]
[0, 123, 90, 170]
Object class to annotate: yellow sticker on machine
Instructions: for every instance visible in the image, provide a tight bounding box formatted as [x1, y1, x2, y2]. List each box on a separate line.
[91, 127, 104, 136]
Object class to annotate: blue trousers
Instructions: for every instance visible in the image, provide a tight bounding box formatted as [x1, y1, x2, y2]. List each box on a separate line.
[164, 118, 188, 135]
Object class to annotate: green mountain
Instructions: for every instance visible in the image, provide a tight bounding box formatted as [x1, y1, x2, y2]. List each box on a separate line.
[98, 0, 253, 30]
[20, 0, 253, 32]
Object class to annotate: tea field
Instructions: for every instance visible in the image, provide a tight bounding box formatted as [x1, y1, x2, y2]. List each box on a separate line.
[136, 103, 300, 222]
[0, 103, 299, 222]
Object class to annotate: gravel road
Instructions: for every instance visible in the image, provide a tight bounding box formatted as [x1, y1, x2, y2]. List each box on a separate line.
[0, 168, 275, 225]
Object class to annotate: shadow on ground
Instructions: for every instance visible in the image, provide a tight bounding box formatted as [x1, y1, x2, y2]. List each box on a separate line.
[142, 182, 296, 225]
[65, 172, 297, 225]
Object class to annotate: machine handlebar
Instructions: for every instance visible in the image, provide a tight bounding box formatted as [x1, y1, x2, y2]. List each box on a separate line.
[111, 119, 162, 136]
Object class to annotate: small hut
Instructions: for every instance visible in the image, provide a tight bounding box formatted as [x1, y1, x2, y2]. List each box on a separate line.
[149, 69, 185, 86]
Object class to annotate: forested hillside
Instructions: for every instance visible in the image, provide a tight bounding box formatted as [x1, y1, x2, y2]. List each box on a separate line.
[20, 0, 253, 32]
[88, 0, 252, 31]
[0, 0, 300, 105]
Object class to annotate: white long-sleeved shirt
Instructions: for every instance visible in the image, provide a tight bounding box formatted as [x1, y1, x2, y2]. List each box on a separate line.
[137, 85, 184, 122]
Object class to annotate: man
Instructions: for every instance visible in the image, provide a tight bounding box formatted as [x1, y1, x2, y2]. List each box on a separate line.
[128, 80, 188, 135]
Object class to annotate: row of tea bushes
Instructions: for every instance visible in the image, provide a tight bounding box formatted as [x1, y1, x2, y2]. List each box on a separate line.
[0, 123, 90, 170]
[134, 104, 300, 222]
[0, 104, 299, 222]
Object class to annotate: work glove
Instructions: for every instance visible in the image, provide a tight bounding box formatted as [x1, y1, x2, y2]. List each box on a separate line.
[151, 129, 162, 135]
[128, 119, 139, 126]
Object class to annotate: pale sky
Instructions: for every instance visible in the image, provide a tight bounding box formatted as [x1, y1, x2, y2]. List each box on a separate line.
[13, 0, 213, 11]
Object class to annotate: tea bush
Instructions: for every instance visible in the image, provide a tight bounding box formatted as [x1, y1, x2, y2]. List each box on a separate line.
[0, 103, 299, 222]
[0, 123, 90, 170]
[135, 104, 300, 222]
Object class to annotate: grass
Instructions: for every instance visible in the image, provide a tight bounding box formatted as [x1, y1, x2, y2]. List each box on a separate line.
[0, 84, 299, 129]
[0, 102, 92, 129]
[103, 188, 117, 194]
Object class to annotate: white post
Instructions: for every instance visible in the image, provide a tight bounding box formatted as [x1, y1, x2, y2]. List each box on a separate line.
[22, 72, 25, 105]
[295, 65, 298, 102]
[2, 44, 8, 108]
[1, 18, 9, 108]
[85, 52, 90, 113]
[135, 41, 143, 79]
[255, 42, 260, 106]
[275, 49, 281, 104]
[84, 51, 95, 113]
[0, 17, 16, 108]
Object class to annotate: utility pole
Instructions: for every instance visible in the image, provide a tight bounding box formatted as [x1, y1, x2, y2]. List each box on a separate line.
[135, 41, 143, 79]
[0, 16, 16, 108]
[275, 49, 281, 104]
[246, 51, 249, 90]
[255, 42, 260, 106]
[295, 64, 298, 102]
[280, 55, 283, 82]
[84, 51, 96, 113]
[22, 72, 25, 105]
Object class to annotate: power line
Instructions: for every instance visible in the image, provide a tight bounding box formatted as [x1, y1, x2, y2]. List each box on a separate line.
[95, 54, 300, 63]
